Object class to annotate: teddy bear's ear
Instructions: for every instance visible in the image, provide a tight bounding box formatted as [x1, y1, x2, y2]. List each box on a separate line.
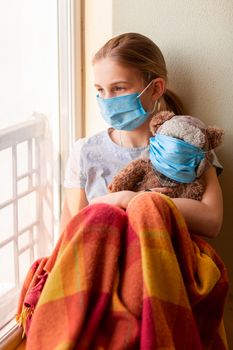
[149, 111, 175, 135]
[206, 126, 224, 150]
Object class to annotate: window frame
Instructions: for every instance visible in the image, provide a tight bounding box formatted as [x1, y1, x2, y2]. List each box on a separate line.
[58, 0, 84, 205]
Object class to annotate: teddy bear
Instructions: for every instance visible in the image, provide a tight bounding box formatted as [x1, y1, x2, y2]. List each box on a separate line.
[108, 111, 224, 200]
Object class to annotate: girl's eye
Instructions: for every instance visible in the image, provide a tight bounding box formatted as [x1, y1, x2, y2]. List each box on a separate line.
[97, 88, 104, 96]
[113, 86, 125, 91]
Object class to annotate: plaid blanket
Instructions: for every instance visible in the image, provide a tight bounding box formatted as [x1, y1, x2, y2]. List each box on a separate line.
[16, 193, 229, 349]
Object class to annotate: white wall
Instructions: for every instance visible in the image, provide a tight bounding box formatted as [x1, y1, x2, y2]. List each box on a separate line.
[85, 0, 233, 345]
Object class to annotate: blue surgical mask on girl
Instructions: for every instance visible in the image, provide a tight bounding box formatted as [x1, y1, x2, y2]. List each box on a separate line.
[96, 80, 156, 131]
[149, 134, 205, 183]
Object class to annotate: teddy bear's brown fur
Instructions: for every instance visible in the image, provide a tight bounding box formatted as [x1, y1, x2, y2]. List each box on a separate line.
[108, 111, 224, 200]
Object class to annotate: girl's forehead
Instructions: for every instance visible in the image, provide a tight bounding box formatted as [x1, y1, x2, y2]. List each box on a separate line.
[93, 57, 143, 85]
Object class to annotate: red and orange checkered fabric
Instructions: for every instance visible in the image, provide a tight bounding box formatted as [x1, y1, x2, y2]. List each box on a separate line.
[16, 193, 229, 349]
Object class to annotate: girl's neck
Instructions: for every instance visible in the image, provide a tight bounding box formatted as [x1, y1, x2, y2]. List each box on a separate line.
[119, 129, 151, 148]
[110, 121, 152, 148]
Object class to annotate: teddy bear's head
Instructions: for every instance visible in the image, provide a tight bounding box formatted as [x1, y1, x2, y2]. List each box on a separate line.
[149, 111, 224, 178]
[108, 111, 224, 199]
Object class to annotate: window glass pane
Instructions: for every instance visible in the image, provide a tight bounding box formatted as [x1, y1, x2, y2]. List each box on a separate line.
[17, 177, 29, 194]
[19, 249, 31, 284]
[0, 0, 60, 130]
[0, 205, 14, 241]
[0, 148, 13, 202]
[18, 231, 30, 251]
[17, 141, 29, 176]
[0, 243, 15, 296]
[18, 192, 37, 231]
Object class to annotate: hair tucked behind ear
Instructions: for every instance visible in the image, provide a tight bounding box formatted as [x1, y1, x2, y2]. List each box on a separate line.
[93, 32, 185, 115]
[159, 89, 185, 115]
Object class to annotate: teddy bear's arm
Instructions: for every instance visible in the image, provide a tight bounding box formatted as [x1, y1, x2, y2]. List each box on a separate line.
[108, 159, 150, 192]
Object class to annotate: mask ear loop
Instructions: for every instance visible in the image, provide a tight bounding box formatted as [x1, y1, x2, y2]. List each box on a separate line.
[137, 80, 158, 114]
[137, 80, 154, 98]
[150, 99, 158, 114]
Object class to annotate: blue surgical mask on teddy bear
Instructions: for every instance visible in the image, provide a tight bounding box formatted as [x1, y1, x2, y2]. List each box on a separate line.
[96, 80, 157, 131]
[149, 134, 205, 183]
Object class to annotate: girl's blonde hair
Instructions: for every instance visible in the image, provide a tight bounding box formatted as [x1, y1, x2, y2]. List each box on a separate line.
[93, 32, 184, 115]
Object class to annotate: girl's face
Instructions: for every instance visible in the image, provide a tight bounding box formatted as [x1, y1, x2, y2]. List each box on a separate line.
[93, 57, 162, 113]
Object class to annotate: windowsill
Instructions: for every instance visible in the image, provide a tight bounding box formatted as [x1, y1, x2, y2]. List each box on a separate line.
[0, 319, 24, 350]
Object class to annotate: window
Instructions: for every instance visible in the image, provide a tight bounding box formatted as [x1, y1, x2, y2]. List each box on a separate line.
[0, 0, 83, 343]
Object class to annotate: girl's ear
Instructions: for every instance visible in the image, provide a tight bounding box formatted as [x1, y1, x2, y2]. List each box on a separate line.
[151, 78, 166, 100]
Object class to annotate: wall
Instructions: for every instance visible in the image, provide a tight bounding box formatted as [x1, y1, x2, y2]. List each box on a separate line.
[112, 0, 233, 345]
[85, 0, 233, 346]
[84, 0, 112, 136]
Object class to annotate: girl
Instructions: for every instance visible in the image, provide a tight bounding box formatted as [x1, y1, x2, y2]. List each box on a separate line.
[21, 34, 228, 350]
[63, 32, 223, 238]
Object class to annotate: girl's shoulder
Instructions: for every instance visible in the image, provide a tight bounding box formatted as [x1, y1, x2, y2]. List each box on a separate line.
[71, 129, 120, 166]
[73, 129, 109, 150]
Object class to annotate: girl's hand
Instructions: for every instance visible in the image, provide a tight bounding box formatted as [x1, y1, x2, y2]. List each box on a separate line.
[149, 187, 172, 194]
[89, 191, 138, 209]
[89, 187, 171, 209]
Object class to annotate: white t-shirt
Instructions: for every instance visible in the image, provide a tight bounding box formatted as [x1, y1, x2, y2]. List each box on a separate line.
[64, 128, 223, 202]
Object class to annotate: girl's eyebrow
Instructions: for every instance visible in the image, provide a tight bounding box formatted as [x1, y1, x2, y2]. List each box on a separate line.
[94, 80, 130, 87]
[110, 80, 130, 85]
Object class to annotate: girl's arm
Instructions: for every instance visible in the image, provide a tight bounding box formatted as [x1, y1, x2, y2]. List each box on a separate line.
[60, 188, 88, 231]
[172, 166, 223, 238]
[65, 188, 88, 215]
[90, 166, 223, 239]
[64, 166, 223, 238]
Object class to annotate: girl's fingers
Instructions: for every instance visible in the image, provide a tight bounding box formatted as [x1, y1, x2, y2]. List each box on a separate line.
[150, 187, 172, 193]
